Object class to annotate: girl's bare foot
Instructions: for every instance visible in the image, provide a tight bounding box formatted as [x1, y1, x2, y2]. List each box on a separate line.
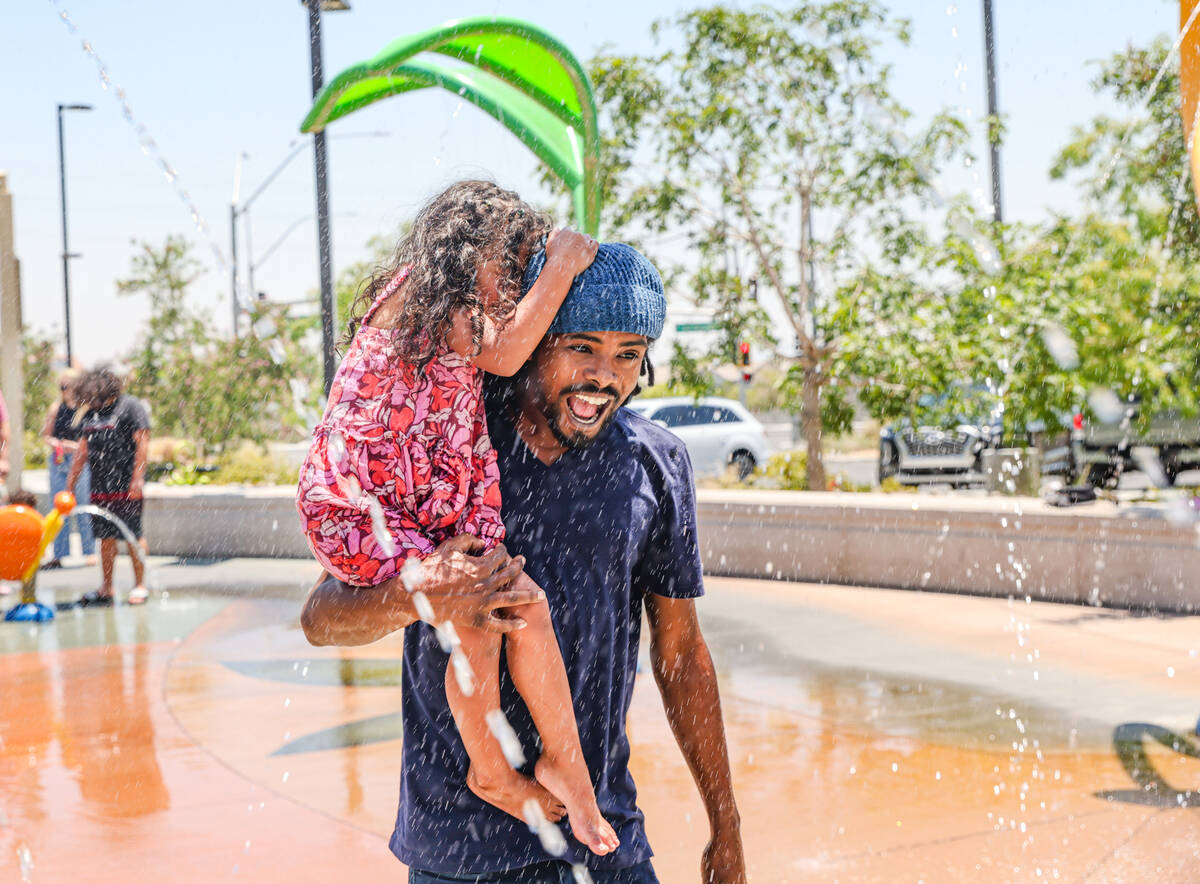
[534, 753, 620, 855]
[467, 765, 565, 823]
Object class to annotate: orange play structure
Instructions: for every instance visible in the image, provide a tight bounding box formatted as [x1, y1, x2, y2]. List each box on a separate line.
[1182, 1, 1200, 208]
[0, 492, 76, 621]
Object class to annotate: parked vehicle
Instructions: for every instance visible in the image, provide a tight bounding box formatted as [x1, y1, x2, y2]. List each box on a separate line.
[1070, 402, 1200, 488]
[878, 419, 996, 487]
[878, 390, 1071, 487]
[626, 396, 769, 480]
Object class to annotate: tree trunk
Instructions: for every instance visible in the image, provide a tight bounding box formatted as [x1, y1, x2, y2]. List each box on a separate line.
[801, 359, 826, 491]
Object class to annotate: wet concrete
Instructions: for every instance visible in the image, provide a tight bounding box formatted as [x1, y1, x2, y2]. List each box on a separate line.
[1, 575, 1198, 881]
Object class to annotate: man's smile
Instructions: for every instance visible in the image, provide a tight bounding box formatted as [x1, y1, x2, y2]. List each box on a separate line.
[563, 392, 615, 426]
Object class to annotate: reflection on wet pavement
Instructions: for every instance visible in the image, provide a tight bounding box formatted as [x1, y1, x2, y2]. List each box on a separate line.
[1, 579, 1197, 881]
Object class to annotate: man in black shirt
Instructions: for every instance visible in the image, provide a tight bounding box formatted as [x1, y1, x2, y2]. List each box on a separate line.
[67, 367, 150, 605]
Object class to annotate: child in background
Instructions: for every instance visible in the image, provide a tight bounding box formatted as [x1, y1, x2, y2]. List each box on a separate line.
[296, 181, 617, 854]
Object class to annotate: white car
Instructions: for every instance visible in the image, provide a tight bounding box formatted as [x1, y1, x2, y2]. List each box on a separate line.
[626, 396, 769, 480]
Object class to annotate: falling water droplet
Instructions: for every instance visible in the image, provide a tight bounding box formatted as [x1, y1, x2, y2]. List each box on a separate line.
[523, 799, 567, 856]
[450, 649, 476, 696]
[401, 557, 424, 591]
[364, 494, 397, 556]
[328, 431, 348, 466]
[17, 843, 33, 882]
[411, 591, 436, 623]
[1039, 323, 1079, 370]
[487, 709, 527, 767]
[1088, 389, 1125, 424]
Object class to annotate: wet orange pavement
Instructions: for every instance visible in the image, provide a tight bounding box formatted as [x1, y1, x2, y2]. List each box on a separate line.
[1, 579, 1197, 882]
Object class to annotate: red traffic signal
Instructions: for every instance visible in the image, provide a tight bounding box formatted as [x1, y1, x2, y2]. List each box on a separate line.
[739, 341, 750, 366]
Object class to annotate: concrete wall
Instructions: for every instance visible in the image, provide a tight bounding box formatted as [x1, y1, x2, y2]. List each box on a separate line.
[696, 491, 1199, 614]
[134, 485, 1200, 614]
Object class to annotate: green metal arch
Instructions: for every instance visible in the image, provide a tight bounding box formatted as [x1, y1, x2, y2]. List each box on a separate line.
[301, 17, 600, 234]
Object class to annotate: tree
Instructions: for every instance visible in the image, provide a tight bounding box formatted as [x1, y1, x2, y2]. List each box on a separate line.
[570, 2, 967, 489]
[830, 204, 1200, 438]
[117, 237, 320, 455]
[1051, 35, 1200, 262]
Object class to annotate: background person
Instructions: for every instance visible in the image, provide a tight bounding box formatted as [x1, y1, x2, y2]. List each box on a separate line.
[40, 369, 96, 569]
[67, 366, 150, 606]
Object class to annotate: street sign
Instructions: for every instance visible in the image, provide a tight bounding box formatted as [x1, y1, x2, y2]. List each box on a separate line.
[675, 321, 720, 332]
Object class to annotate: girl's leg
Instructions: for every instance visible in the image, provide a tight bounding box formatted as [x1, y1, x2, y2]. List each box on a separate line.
[448, 624, 565, 825]
[504, 574, 619, 855]
[77, 462, 95, 557]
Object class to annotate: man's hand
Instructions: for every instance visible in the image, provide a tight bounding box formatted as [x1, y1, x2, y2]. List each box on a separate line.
[417, 535, 540, 633]
[301, 534, 541, 647]
[128, 476, 145, 500]
[702, 826, 747, 884]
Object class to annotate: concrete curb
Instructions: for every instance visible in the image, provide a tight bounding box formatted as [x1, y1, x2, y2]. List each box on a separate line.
[35, 483, 1199, 614]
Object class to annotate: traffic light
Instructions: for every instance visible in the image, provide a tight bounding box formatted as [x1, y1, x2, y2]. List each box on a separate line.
[739, 341, 751, 382]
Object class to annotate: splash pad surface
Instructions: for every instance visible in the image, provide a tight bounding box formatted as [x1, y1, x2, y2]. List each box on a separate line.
[1, 573, 1197, 882]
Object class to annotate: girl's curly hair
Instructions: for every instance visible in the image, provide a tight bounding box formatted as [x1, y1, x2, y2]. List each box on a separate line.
[342, 180, 552, 374]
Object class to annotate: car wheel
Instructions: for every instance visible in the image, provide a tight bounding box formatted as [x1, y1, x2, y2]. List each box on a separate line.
[1085, 463, 1117, 489]
[730, 451, 756, 482]
[878, 441, 899, 484]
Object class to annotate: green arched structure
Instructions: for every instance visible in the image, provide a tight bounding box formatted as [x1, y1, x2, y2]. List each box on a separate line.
[301, 17, 601, 235]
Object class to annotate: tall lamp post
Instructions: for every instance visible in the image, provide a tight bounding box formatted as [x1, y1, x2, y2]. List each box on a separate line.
[57, 102, 92, 365]
[304, 0, 349, 395]
[982, 0, 1004, 224]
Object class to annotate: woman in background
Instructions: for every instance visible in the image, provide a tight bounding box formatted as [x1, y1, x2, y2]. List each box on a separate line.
[40, 369, 96, 569]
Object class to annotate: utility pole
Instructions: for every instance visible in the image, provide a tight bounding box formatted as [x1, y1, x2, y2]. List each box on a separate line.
[57, 102, 92, 364]
[305, 0, 342, 395]
[982, 0, 1004, 224]
[230, 152, 244, 338]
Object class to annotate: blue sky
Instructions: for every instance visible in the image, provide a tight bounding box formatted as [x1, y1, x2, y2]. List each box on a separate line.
[1, 1, 1175, 364]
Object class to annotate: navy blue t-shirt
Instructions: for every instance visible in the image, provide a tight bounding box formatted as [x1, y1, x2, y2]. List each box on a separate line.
[390, 404, 705, 875]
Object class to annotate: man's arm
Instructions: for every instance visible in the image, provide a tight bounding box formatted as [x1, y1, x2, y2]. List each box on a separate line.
[129, 428, 149, 498]
[66, 436, 88, 493]
[301, 535, 538, 647]
[645, 593, 746, 884]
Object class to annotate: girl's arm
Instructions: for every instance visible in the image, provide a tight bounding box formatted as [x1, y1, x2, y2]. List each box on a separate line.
[471, 229, 598, 377]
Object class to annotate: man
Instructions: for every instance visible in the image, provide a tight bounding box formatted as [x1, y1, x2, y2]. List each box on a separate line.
[67, 366, 150, 605]
[302, 244, 746, 884]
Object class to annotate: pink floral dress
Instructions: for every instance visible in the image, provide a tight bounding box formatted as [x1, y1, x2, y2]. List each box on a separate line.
[296, 267, 505, 586]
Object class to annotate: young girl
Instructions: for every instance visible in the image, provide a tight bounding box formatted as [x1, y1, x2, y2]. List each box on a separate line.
[296, 181, 617, 855]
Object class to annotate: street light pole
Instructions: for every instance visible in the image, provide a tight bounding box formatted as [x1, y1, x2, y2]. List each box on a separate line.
[230, 151, 245, 337]
[304, 0, 348, 395]
[57, 103, 92, 365]
[982, 0, 1004, 224]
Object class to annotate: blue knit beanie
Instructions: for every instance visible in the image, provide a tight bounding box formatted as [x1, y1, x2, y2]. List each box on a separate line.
[522, 242, 666, 339]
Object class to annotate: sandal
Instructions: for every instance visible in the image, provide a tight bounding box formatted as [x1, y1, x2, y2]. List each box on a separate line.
[77, 590, 114, 607]
[127, 587, 150, 606]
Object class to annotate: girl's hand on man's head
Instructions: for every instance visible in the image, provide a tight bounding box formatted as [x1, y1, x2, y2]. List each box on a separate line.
[544, 228, 599, 277]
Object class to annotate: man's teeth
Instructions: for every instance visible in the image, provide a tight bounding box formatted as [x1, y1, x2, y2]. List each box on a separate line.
[574, 394, 610, 406]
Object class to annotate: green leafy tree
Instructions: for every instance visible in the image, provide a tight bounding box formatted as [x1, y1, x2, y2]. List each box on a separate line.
[117, 237, 319, 456]
[568, 2, 967, 489]
[21, 331, 56, 436]
[831, 205, 1200, 437]
[1050, 35, 1200, 261]
[833, 31, 1200, 445]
